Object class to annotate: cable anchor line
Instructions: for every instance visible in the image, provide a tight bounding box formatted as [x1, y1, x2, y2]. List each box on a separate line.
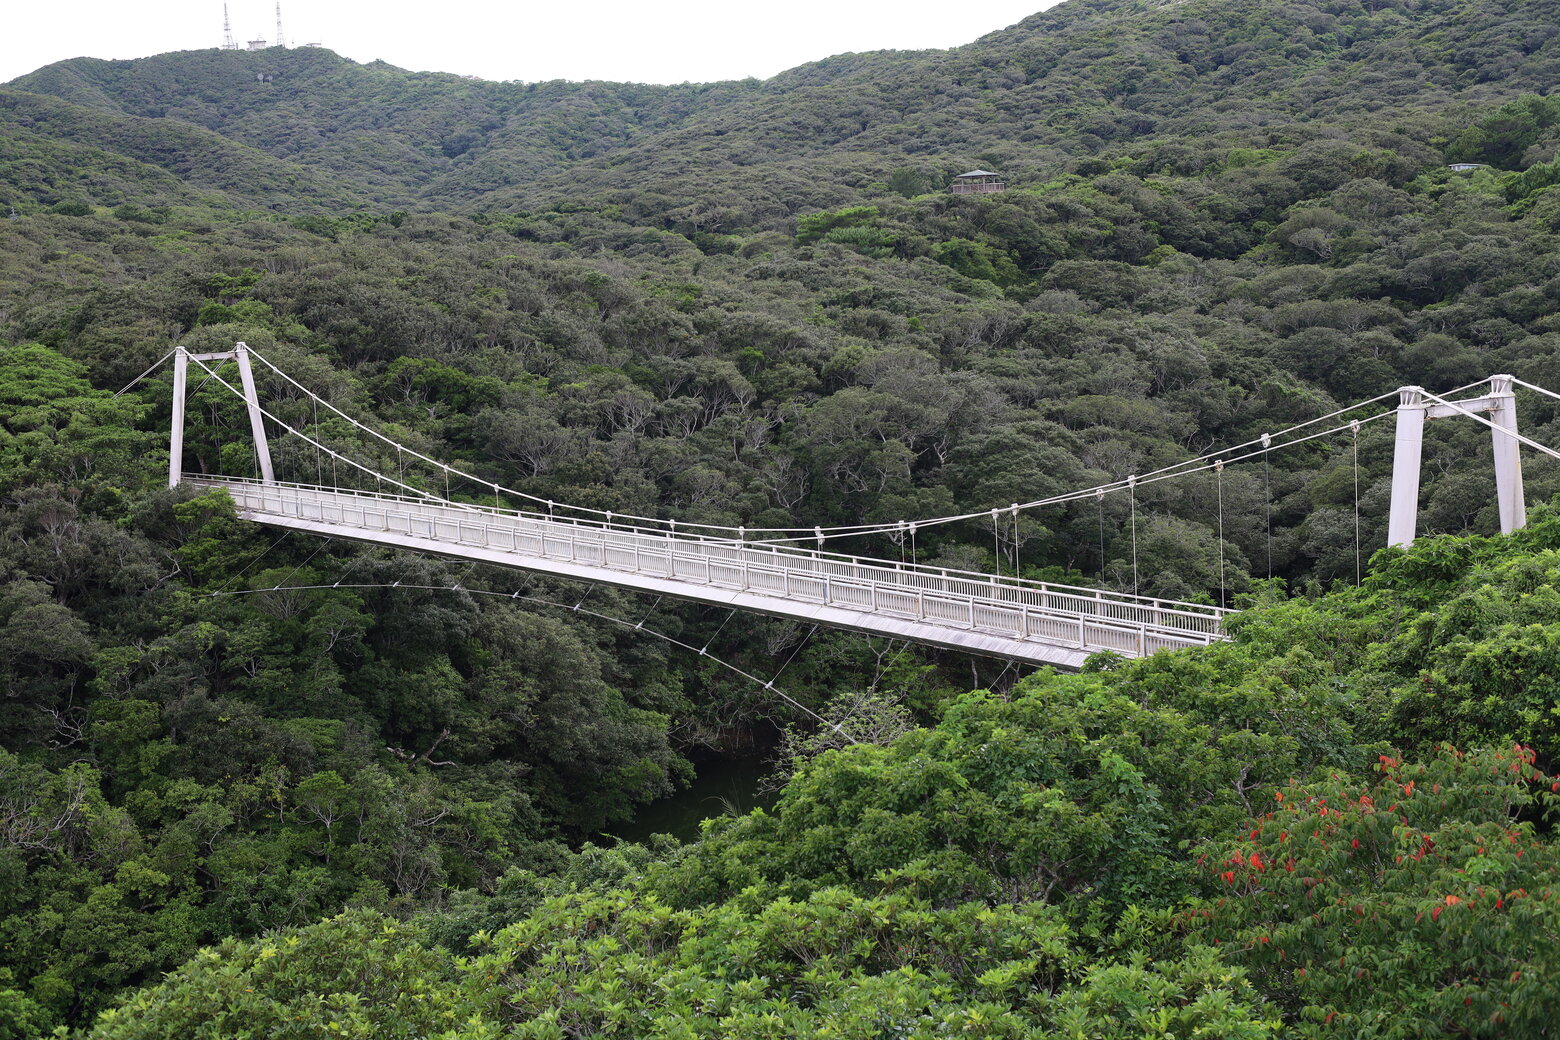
[212, 580, 854, 743]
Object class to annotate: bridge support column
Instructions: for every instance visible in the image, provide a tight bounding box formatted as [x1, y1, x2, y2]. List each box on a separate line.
[168, 346, 188, 488]
[1387, 387, 1427, 547]
[235, 342, 276, 485]
[1489, 375, 1526, 535]
[1388, 378, 1527, 548]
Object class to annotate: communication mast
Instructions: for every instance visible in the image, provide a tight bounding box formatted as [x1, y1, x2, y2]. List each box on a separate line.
[222, 4, 237, 49]
[274, 2, 286, 48]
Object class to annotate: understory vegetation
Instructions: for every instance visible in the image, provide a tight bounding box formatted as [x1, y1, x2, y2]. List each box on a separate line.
[3, 0, 1560, 1033]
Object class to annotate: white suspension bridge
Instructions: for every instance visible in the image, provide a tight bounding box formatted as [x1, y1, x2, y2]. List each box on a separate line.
[138, 343, 1553, 671]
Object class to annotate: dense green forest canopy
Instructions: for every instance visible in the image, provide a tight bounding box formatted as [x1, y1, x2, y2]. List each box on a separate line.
[3, 0, 1560, 1034]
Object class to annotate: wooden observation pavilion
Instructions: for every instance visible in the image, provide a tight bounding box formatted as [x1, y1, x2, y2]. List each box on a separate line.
[951, 170, 1006, 195]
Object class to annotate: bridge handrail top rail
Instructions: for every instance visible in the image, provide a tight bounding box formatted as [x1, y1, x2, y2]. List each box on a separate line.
[187, 475, 1232, 622]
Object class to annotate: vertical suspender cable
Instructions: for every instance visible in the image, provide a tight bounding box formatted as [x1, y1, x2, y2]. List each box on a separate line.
[313, 395, 322, 487]
[768, 624, 819, 690]
[1128, 475, 1139, 595]
[329, 395, 338, 488]
[1262, 433, 1273, 580]
[991, 509, 1001, 578]
[1351, 419, 1362, 586]
[1215, 460, 1226, 608]
[1096, 489, 1106, 580]
[1010, 504, 1019, 577]
[701, 608, 736, 655]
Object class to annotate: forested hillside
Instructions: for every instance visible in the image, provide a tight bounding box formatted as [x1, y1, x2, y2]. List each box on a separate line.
[68, 521, 1560, 1038]
[3, 0, 1560, 1033]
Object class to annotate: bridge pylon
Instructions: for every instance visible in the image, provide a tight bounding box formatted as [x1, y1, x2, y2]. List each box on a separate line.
[169, 343, 275, 488]
[1387, 375, 1525, 547]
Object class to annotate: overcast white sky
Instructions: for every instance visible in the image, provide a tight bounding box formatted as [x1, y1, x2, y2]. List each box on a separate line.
[3, 0, 1063, 86]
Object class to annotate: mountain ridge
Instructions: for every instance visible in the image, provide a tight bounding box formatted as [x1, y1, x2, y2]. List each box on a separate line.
[4, 0, 1554, 221]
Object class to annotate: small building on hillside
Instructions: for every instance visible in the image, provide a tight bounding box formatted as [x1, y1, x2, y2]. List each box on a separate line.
[951, 170, 1006, 195]
[1447, 163, 1488, 172]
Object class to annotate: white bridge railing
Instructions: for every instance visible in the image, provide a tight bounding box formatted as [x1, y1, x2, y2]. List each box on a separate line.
[189, 476, 1231, 663]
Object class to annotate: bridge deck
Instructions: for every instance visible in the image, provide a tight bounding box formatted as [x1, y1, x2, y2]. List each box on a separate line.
[190, 477, 1230, 669]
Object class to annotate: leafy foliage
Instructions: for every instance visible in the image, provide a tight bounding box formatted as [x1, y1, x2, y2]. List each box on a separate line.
[79, 518, 1560, 1038]
[3, 0, 1560, 1033]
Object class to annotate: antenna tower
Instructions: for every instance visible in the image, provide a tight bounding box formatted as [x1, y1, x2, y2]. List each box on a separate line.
[222, 4, 237, 49]
[274, 2, 285, 48]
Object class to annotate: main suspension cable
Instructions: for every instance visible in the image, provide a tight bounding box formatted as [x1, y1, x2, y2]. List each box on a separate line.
[136, 346, 1493, 555]
[245, 344, 1411, 546]
[187, 355, 480, 511]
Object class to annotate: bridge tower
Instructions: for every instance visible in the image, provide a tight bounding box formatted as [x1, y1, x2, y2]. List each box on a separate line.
[168, 343, 275, 488]
[1387, 375, 1525, 547]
